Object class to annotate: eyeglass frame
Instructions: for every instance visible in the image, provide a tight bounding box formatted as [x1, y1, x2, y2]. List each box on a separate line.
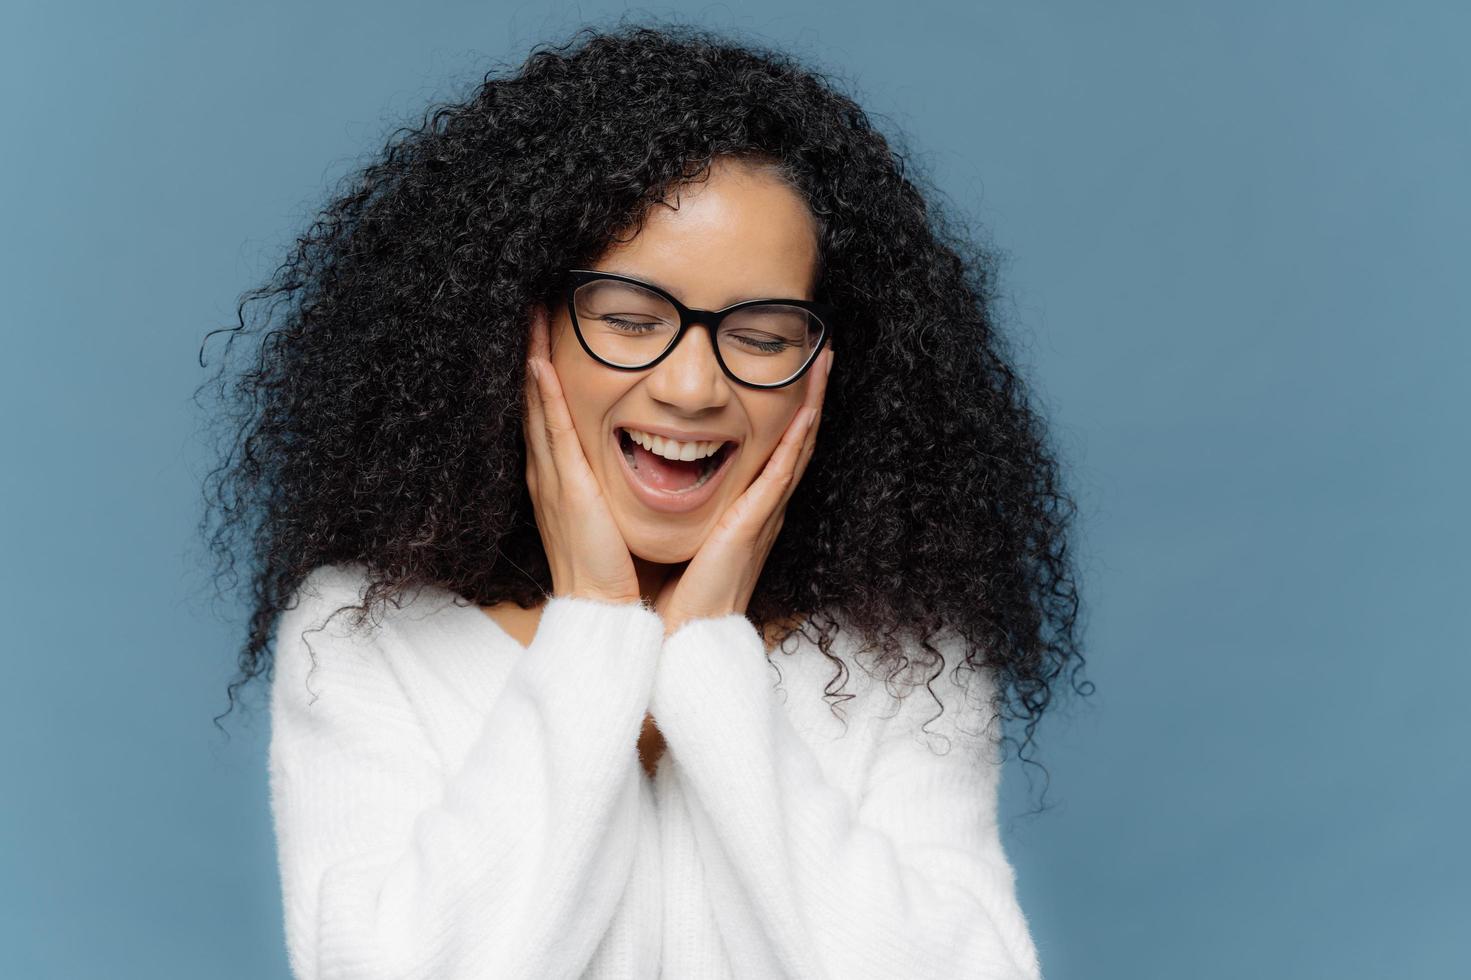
[560, 268, 836, 390]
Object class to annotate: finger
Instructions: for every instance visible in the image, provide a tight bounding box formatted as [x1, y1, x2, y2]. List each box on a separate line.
[789, 348, 833, 486]
[528, 348, 590, 476]
[523, 312, 553, 475]
[523, 362, 553, 489]
[524, 359, 546, 431]
[523, 306, 552, 408]
[525, 307, 551, 395]
[798, 348, 833, 458]
[785, 406, 820, 491]
[733, 402, 816, 526]
[526, 302, 550, 363]
[712, 350, 831, 539]
[524, 306, 572, 435]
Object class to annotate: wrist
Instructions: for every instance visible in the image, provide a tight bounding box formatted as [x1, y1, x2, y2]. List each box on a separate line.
[660, 604, 737, 637]
[563, 588, 645, 606]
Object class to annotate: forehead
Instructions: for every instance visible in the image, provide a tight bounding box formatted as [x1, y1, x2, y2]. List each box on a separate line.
[594, 160, 820, 307]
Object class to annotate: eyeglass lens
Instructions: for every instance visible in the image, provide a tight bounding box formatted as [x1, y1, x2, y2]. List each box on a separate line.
[572, 278, 823, 386]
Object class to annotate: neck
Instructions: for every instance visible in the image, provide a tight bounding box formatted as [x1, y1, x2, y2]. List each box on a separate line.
[632, 555, 681, 607]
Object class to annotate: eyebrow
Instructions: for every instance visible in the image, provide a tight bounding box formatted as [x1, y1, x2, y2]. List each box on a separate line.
[594, 266, 811, 307]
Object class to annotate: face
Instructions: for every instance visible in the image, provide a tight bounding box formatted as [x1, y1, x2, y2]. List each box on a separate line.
[542, 157, 825, 565]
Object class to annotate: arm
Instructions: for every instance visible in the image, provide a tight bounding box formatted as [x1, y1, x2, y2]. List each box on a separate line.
[269, 568, 664, 980]
[649, 614, 1042, 980]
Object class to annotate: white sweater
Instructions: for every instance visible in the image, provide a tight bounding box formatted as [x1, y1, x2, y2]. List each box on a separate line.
[268, 562, 1043, 980]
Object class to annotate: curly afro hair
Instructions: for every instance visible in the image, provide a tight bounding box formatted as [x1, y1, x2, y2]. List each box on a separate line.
[197, 20, 1092, 809]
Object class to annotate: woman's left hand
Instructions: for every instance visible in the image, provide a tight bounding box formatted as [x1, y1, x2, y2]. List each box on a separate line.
[654, 348, 835, 638]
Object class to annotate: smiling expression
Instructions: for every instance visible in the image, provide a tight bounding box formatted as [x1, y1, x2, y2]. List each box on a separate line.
[541, 156, 826, 564]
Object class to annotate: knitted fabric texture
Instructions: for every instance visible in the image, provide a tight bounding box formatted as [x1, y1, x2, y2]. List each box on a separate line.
[268, 563, 1043, 979]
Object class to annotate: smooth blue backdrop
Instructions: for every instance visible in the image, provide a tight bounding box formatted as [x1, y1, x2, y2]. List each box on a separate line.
[2, 1, 1466, 977]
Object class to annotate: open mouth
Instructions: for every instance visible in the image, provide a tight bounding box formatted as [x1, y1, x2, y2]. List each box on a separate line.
[616, 427, 736, 494]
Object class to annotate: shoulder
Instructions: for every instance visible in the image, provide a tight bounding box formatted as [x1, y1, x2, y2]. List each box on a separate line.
[271, 563, 417, 697]
[883, 637, 1002, 760]
[782, 610, 1002, 756]
[278, 561, 469, 642]
[269, 564, 435, 742]
[276, 562, 380, 646]
[291, 561, 373, 609]
[273, 562, 497, 683]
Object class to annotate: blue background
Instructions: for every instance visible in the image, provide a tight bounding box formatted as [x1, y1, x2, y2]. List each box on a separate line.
[3, 1, 1466, 977]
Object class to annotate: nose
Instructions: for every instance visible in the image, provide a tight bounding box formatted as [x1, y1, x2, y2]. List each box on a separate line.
[643, 322, 733, 410]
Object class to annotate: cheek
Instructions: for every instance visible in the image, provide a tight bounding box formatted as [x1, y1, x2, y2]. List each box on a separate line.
[743, 398, 805, 468]
[547, 351, 630, 465]
[547, 324, 595, 409]
[545, 353, 599, 439]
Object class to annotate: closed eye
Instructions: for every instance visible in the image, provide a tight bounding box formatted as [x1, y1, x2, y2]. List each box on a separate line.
[602, 316, 662, 333]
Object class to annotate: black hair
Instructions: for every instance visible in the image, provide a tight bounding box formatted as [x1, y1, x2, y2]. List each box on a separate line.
[197, 20, 1092, 812]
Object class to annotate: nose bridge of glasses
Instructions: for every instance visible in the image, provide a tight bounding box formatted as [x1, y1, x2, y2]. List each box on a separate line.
[677, 304, 723, 337]
[661, 310, 725, 369]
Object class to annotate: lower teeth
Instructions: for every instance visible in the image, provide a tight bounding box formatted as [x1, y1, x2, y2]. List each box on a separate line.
[659, 452, 720, 493]
[681, 459, 718, 492]
[622, 433, 722, 493]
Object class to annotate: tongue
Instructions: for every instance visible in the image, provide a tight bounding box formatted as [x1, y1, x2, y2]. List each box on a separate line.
[631, 441, 706, 491]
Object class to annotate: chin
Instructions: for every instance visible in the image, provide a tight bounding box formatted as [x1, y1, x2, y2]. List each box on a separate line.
[629, 543, 698, 565]
[613, 510, 711, 565]
[624, 529, 701, 566]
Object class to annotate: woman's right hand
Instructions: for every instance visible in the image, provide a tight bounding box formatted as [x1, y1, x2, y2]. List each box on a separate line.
[523, 303, 643, 605]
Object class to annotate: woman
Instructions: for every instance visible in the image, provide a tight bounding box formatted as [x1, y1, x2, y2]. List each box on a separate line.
[202, 22, 1086, 980]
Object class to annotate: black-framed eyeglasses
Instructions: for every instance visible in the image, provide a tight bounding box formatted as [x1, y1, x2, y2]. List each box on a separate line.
[561, 269, 835, 389]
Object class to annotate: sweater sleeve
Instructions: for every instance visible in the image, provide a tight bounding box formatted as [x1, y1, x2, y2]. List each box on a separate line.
[648, 613, 1042, 980]
[268, 568, 665, 980]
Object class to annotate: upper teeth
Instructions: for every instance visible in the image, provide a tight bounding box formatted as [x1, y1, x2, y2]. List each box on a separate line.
[623, 428, 726, 462]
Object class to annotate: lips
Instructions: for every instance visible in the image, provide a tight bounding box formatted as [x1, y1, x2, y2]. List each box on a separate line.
[611, 426, 739, 514]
